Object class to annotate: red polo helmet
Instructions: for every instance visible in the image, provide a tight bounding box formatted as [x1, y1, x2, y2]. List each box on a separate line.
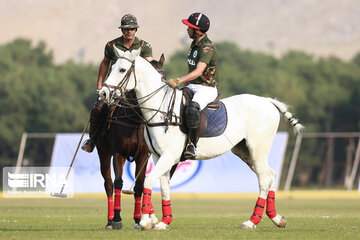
[182, 12, 210, 32]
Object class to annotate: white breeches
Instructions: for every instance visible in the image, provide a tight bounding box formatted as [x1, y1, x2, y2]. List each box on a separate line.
[187, 84, 218, 110]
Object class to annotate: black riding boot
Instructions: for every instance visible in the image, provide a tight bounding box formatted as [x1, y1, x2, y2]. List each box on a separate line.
[81, 100, 108, 153]
[184, 127, 199, 159]
[184, 101, 200, 159]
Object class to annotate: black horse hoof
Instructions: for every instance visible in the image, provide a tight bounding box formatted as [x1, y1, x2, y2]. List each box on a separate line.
[111, 221, 123, 229]
[106, 220, 113, 229]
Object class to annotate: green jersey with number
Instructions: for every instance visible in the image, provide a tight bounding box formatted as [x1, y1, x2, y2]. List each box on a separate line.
[187, 35, 218, 87]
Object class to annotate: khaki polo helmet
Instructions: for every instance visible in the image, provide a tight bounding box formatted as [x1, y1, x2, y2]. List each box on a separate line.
[119, 14, 139, 29]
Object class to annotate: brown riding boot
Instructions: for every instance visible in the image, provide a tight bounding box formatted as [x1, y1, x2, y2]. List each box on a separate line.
[81, 139, 96, 153]
[81, 100, 108, 153]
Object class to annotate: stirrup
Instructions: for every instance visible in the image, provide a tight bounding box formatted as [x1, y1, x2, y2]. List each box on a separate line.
[81, 139, 95, 153]
[184, 143, 196, 159]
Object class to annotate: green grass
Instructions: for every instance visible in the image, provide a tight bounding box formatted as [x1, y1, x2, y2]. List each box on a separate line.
[0, 194, 359, 239]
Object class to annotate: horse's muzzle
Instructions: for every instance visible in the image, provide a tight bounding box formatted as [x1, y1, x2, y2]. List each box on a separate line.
[98, 87, 110, 103]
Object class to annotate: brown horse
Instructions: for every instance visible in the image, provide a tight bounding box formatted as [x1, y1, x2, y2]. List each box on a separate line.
[94, 56, 167, 229]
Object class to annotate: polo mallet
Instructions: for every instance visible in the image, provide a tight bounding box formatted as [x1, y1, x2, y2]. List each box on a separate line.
[122, 155, 150, 195]
[51, 119, 90, 198]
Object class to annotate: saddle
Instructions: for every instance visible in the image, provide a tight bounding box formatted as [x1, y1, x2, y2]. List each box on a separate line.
[179, 87, 227, 138]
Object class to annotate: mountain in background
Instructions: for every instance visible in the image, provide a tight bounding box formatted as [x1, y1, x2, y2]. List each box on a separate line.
[1, 0, 359, 64]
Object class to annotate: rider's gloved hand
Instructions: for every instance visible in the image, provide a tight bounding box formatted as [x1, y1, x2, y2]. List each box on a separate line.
[167, 78, 180, 88]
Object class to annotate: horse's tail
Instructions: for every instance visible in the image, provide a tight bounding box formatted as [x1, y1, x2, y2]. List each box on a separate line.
[268, 98, 304, 134]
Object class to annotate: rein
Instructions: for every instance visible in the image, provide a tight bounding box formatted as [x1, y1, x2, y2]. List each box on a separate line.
[107, 57, 182, 132]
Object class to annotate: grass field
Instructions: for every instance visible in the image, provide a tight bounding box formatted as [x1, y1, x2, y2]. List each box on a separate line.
[0, 191, 359, 239]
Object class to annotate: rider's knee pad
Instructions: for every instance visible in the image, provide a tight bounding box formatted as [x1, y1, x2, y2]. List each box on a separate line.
[186, 101, 201, 129]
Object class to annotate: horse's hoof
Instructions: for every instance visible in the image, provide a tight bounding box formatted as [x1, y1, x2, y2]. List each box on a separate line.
[150, 214, 159, 225]
[240, 220, 256, 229]
[277, 216, 286, 228]
[134, 223, 141, 229]
[153, 222, 167, 230]
[111, 221, 122, 229]
[141, 222, 153, 230]
[106, 220, 113, 229]
[271, 215, 286, 228]
[140, 219, 153, 230]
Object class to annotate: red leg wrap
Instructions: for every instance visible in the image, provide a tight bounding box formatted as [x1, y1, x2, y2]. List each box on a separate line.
[250, 197, 266, 225]
[114, 189, 121, 211]
[134, 197, 141, 220]
[149, 204, 155, 214]
[141, 188, 153, 214]
[266, 190, 277, 219]
[107, 197, 114, 220]
[161, 200, 173, 225]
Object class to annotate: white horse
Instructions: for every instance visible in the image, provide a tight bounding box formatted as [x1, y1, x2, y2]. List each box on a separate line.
[99, 48, 304, 230]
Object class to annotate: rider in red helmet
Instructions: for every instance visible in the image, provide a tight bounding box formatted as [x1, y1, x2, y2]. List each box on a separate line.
[167, 13, 219, 159]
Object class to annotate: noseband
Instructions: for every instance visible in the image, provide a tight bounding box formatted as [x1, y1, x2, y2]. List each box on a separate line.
[103, 56, 181, 135]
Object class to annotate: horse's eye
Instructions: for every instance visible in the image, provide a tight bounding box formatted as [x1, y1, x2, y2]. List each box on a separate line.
[119, 68, 126, 73]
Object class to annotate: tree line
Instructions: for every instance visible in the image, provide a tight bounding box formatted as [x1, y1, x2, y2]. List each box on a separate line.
[0, 38, 359, 186]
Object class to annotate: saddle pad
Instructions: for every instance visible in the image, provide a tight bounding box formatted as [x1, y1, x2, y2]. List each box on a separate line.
[201, 102, 227, 137]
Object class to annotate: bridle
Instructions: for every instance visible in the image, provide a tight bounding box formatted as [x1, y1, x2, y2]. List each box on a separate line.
[102, 56, 137, 102]
[103, 56, 182, 132]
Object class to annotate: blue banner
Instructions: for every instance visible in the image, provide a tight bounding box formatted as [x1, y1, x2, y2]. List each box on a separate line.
[51, 132, 288, 193]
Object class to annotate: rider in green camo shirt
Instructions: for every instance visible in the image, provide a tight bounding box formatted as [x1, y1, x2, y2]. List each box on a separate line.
[82, 14, 153, 153]
[167, 12, 219, 159]
[104, 35, 152, 77]
[186, 35, 218, 87]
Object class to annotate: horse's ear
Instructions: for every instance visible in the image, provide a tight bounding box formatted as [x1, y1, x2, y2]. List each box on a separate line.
[114, 45, 125, 58]
[129, 49, 141, 61]
[159, 54, 165, 67]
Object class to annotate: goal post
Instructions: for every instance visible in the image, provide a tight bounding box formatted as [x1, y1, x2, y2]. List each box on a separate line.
[284, 132, 360, 191]
[15, 132, 56, 173]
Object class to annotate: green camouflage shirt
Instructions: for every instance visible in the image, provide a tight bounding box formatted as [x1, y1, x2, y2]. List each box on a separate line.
[104, 36, 152, 70]
[187, 35, 218, 87]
